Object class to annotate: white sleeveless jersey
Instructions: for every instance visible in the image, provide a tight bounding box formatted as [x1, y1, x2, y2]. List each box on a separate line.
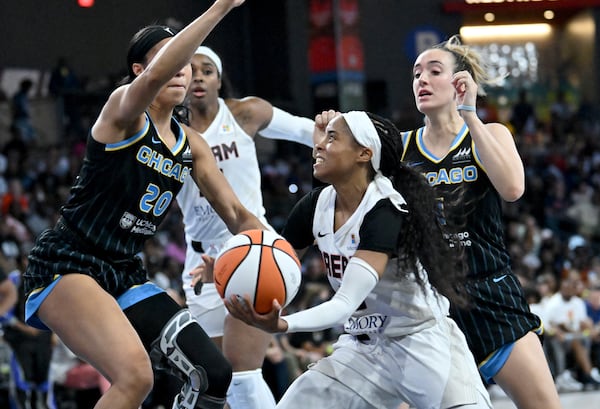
[176, 98, 272, 265]
[313, 184, 450, 337]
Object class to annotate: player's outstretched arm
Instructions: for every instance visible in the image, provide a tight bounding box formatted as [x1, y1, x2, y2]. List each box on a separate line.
[94, 0, 245, 142]
[185, 123, 266, 234]
[231, 97, 314, 147]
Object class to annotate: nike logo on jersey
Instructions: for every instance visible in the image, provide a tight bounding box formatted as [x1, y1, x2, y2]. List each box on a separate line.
[317, 232, 329, 237]
[152, 136, 161, 144]
[408, 161, 423, 167]
[493, 274, 508, 283]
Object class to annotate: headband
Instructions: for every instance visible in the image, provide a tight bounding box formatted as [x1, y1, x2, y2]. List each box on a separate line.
[342, 111, 381, 171]
[194, 46, 223, 75]
[341, 111, 407, 212]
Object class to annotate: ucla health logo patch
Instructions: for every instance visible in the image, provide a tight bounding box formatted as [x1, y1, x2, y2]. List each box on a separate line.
[120, 212, 137, 229]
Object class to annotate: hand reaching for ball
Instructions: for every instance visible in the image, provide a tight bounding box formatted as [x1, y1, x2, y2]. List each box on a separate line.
[190, 254, 215, 295]
[224, 294, 289, 333]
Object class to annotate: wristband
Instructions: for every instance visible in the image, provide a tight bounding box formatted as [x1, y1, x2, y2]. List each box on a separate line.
[457, 105, 476, 112]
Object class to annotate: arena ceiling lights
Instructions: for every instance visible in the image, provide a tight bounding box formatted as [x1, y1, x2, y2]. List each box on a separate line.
[459, 23, 552, 42]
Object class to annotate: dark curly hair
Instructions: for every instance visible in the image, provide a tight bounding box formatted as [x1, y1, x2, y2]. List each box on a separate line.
[367, 112, 469, 308]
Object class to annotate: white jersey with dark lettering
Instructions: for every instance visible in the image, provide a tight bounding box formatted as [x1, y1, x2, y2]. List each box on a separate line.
[287, 183, 450, 338]
[176, 98, 271, 248]
[176, 99, 272, 334]
[281, 185, 491, 409]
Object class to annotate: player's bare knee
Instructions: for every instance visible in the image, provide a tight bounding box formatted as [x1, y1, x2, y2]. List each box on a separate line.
[113, 354, 154, 398]
[132, 355, 154, 392]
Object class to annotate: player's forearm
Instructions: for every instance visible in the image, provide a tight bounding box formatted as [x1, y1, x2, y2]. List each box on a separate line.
[147, 0, 236, 83]
[259, 107, 315, 148]
[226, 206, 267, 235]
[282, 257, 378, 333]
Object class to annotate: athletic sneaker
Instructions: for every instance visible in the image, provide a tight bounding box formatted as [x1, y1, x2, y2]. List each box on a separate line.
[581, 367, 600, 390]
[591, 367, 600, 383]
[555, 370, 584, 393]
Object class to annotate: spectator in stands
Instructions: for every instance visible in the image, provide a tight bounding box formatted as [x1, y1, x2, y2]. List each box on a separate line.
[0, 252, 18, 408]
[10, 78, 36, 143]
[585, 284, 600, 368]
[510, 88, 536, 137]
[0, 252, 18, 318]
[1, 177, 30, 217]
[48, 57, 84, 140]
[549, 89, 573, 142]
[1, 248, 52, 409]
[535, 272, 558, 310]
[544, 273, 600, 390]
[566, 182, 600, 240]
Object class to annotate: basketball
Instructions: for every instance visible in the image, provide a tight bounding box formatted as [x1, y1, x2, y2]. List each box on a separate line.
[214, 229, 302, 314]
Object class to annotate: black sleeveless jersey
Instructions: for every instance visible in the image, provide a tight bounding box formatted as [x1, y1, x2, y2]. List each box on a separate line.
[399, 125, 510, 277]
[60, 113, 193, 258]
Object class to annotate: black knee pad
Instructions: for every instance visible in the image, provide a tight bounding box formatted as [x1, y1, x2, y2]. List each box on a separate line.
[149, 309, 232, 401]
[175, 319, 232, 397]
[125, 294, 232, 399]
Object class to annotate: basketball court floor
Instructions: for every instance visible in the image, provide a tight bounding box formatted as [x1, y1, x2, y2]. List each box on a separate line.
[491, 389, 600, 408]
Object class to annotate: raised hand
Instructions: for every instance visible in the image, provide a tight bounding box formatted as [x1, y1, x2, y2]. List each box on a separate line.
[451, 70, 478, 109]
[312, 109, 340, 148]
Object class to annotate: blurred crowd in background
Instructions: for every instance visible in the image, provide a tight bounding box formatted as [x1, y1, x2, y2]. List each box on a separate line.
[0, 59, 600, 407]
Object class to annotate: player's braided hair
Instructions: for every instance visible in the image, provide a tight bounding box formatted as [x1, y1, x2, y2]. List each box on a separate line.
[367, 112, 469, 308]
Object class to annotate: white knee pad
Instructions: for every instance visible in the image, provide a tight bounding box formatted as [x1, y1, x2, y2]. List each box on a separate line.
[227, 369, 276, 409]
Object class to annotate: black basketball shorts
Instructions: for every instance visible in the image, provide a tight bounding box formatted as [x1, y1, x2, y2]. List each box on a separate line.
[449, 268, 542, 364]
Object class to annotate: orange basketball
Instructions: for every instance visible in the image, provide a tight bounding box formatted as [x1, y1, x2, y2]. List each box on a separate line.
[214, 229, 302, 314]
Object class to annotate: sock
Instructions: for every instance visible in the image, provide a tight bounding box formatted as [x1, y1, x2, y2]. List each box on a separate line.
[226, 369, 276, 409]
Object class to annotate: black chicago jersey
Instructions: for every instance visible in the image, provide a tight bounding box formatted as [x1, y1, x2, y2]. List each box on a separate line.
[399, 125, 510, 277]
[61, 113, 192, 258]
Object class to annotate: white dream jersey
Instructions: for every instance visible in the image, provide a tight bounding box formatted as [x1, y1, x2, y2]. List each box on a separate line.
[177, 98, 271, 241]
[313, 183, 450, 338]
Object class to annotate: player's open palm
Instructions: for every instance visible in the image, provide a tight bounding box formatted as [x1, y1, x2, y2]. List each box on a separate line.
[224, 294, 286, 333]
[190, 254, 215, 286]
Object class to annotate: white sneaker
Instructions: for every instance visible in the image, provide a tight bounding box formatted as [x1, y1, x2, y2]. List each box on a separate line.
[591, 367, 600, 383]
[555, 370, 584, 392]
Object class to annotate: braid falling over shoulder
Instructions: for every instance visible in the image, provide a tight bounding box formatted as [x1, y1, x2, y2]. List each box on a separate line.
[368, 113, 469, 308]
